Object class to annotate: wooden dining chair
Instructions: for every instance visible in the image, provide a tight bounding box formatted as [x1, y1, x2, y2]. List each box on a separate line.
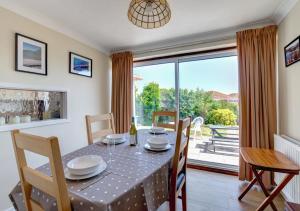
[158, 116, 192, 211]
[85, 113, 116, 145]
[152, 111, 177, 131]
[11, 130, 71, 211]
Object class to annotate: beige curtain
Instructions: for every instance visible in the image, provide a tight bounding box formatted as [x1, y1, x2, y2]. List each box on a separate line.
[111, 52, 133, 133]
[237, 25, 277, 187]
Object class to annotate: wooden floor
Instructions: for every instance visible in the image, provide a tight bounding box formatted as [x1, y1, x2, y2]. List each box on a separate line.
[186, 169, 285, 211]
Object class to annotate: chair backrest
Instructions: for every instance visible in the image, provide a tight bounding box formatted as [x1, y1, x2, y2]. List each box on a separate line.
[11, 130, 71, 211]
[192, 116, 204, 128]
[169, 117, 191, 210]
[152, 111, 177, 130]
[85, 113, 116, 145]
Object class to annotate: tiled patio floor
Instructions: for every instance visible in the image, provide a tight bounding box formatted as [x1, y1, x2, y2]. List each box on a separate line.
[188, 135, 239, 170]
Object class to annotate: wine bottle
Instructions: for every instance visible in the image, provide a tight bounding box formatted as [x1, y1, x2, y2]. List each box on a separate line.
[129, 117, 137, 146]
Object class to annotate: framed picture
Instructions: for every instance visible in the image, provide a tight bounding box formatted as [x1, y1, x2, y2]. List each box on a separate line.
[69, 52, 92, 78]
[285, 36, 300, 67]
[15, 33, 47, 75]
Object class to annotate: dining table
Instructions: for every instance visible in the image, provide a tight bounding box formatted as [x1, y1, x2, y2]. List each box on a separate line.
[9, 129, 180, 211]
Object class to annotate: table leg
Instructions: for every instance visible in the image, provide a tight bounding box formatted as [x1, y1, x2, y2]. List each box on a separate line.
[256, 174, 295, 211]
[211, 129, 216, 152]
[238, 170, 264, 201]
[251, 167, 277, 211]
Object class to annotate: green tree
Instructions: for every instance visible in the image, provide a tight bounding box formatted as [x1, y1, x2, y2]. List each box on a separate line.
[193, 89, 215, 119]
[179, 89, 196, 118]
[206, 109, 237, 126]
[134, 86, 143, 124]
[160, 88, 176, 110]
[140, 82, 160, 125]
[135, 83, 239, 126]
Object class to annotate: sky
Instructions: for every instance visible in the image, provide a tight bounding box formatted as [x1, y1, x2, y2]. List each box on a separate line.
[24, 42, 40, 52]
[134, 56, 238, 94]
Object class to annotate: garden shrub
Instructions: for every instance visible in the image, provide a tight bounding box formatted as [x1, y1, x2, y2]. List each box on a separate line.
[206, 109, 237, 126]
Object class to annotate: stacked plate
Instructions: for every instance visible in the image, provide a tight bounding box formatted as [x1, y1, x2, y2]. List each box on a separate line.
[102, 134, 126, 145]
[145, 136, 171, 151]
[64, 155, 107, 180]
[149, 127, 166, 135]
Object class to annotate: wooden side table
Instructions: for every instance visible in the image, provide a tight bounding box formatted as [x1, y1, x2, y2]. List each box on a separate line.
[239, 147, 300, 211]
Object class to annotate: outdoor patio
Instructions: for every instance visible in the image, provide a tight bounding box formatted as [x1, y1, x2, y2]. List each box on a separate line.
[188, 127, 239, 171]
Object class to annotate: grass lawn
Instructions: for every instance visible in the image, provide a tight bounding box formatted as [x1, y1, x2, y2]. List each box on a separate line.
[190, 125, 211, 137]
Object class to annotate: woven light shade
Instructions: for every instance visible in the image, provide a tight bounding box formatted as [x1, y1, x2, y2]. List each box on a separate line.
[128, 0, 171, 29]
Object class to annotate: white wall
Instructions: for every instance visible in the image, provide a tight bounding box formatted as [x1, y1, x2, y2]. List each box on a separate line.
[278, 1, 300, 141]
[0, 7, 111, 209]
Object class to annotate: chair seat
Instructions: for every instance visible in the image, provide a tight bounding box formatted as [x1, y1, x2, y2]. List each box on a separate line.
[157, 199, 183, 211]
[177, 173, 185, 190]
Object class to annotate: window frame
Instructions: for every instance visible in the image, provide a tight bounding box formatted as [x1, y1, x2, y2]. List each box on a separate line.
[133, 47, 237, 122]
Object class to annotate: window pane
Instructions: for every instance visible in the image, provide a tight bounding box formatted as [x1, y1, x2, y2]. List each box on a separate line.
[179, 56, 239, 121]
[133, 63, 175, 127]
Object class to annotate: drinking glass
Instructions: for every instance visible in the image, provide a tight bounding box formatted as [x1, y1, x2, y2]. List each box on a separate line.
[135, 130, 144, 155]
[107, 138, 116, 165]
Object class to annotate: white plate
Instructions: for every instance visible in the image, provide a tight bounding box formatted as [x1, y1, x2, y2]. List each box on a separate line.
[64, 164, 106, 180]
[144, 143, 171, 152]
[67, 155, 104, 175]
[101, 138, 126, 145]
[148, 144, 169, 149]
[106, 134, 124, 140]
[149, 131, 166, 135]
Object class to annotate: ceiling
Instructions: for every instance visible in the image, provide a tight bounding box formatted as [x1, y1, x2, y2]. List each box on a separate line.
[0, 0, 297, 54]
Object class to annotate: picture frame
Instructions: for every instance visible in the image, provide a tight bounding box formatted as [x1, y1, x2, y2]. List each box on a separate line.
[15, 33, 47, 75]
[285, 36, 300, 67]
[69, 52, 93, 78]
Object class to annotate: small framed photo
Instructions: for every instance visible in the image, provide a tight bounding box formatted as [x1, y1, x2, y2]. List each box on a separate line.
[15, 33, 47, 75]
[285, 36, 300, 67]
[69, 52, 92, 78]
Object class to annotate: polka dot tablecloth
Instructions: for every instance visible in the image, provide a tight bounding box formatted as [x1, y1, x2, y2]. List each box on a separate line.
[9, 130, 181, 211]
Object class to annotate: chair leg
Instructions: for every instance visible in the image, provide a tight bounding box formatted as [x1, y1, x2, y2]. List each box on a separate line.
[169, 192, 176, 211]
[182, 183, 187, 211]
[199, 128, 202, 139]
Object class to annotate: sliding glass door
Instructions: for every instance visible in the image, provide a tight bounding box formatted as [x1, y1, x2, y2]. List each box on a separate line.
[179, 55, 239, 171]
[133, 49, 239, 171]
